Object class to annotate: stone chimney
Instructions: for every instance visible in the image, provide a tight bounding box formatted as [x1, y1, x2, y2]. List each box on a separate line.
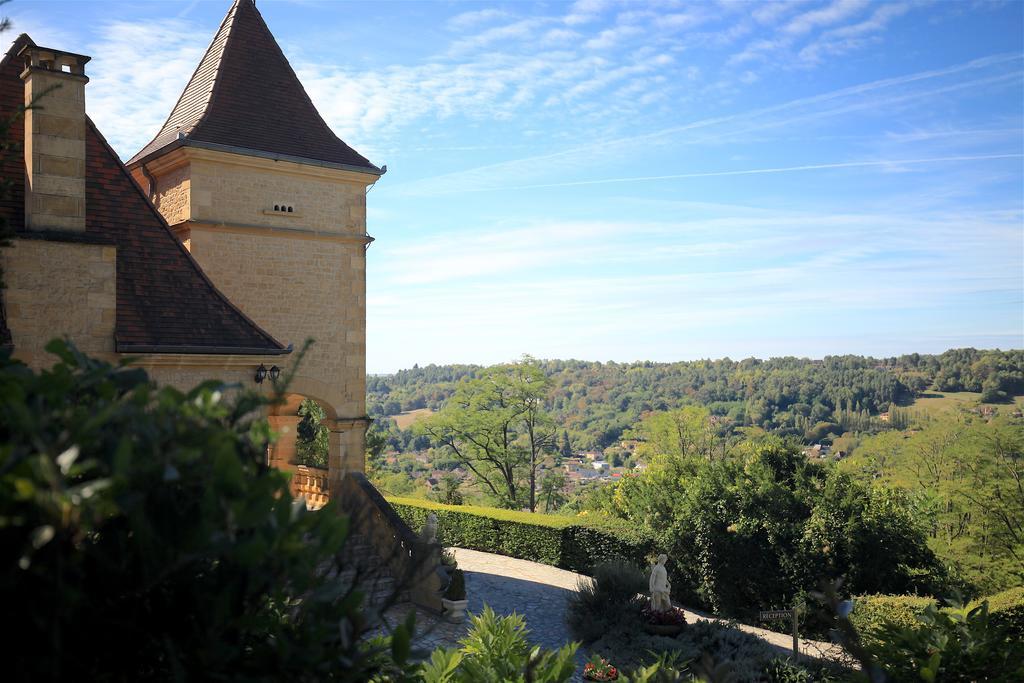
[19, 45, 90, 232]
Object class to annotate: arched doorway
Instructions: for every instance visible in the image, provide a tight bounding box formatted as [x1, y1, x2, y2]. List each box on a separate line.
[266, 383, 368, 509]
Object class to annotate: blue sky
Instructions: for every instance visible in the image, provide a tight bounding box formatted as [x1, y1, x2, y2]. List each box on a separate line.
[9, 0, 1023, 373]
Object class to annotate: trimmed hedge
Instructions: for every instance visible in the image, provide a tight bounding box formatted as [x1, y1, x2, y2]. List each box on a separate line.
[387, 497, 655, 574]
[974, 586, 1024, 638]
[851, 588, 1024, 644]
[849, 594, 935, 646]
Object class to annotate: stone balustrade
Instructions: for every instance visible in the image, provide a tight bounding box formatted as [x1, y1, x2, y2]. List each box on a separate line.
[291, 465, 330, 510]
[337, 472, 445, 613]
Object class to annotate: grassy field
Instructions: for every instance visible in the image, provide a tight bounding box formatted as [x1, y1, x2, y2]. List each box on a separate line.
[909, 391, 1024, 417]
[391, 407, 435, 429]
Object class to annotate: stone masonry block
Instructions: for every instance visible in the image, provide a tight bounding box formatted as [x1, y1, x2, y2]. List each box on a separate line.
[34, 134, 85, 160]
[32, 193, 82, 218]
[38, 154, 86, 178]
[32, 174, 85, 199]
[34, 113, 85, 139]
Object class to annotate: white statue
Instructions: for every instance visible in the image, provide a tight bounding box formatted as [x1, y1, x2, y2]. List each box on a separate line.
[421, 513, 438, 545]
[649, 554, 672, 612]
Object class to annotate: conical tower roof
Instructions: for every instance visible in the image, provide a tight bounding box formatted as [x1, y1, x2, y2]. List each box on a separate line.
[128, 0, 379, 173]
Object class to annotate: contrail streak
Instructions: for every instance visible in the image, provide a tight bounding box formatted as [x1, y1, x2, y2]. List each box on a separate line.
[391, 52, 1023, 192]
[455, 154, 1024, 192]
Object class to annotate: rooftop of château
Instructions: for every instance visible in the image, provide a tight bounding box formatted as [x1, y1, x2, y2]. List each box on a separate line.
[126, 0, 381, 174]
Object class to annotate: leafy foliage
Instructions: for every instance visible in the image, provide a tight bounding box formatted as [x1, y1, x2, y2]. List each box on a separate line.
[589, 619, 824, 682]
[848, 594, 937, 648]
[979, 586, 1024, 638]
[296, 396, 329, 467]
[421, 606, 578, 683]
[580, 419, 947, 619]
[567, 559, 648, 642]
[0, 341, 399, 681]
[444, 567, 466, 601]
[859, 598, 1024, 681]
[842, 418, 1024, 594]
[417, 357, 556, 511]
[388, 496, 655, 573]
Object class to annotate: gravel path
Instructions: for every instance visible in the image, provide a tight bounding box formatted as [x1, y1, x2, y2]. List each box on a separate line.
[383, 547, 846, 673]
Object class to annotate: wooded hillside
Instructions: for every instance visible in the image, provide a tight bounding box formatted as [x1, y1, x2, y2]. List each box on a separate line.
[368, 348, 1024, 451]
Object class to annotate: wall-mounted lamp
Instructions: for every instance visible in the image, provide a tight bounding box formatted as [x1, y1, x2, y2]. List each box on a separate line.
[254, 364, 281, 384]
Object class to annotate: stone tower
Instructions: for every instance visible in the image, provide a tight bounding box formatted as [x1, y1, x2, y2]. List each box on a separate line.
[127, 0, 384, 493]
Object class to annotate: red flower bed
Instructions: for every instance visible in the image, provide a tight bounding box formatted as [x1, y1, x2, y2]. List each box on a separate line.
[583, 656, 618, 681]
[642, 606, 688, 626]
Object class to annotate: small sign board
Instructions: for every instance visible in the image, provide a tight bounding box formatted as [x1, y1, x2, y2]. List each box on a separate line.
[759, 609, 793, 620]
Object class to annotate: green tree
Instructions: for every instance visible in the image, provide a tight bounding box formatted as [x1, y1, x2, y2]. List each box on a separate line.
[581, 432, 945, 617]
[539, 469, 567, 513]
[434, 472, 464, 505]
[560, 430, 572, 458]
[633, 405, 726, 462]
[365, 419, 389, 478]
[418, 358, 555, 511]
[295, 397, 329, 467]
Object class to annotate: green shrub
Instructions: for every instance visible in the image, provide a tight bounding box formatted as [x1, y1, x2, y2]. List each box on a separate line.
[567, 559, 648, 642]
[0, 341, 407, 681]
[420, 606, 577, 683]
[848, 594, 936, 647]
[444, 567, 466, 601]
[861, 599, 1024, 681]
[974, 586, 1024, 638]
[763, 658, 845, 683]
[387, 497, 655, 572]
[591, 620, 812, 682]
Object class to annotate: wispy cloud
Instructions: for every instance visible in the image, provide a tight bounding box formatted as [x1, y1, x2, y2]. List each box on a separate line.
[81, 19, 209, 157]
[368, 203, 1022, 369]
[392, 53, 1023, 195]
[446, 8, 513, 32]
[799, 2, 913, 64]
[782, 0, 870, 36]
[564, 0, 610, 26]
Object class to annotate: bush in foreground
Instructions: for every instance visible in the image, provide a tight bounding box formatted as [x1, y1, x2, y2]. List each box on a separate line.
[975, 585, 1024, 638]
[0, 341, 395, 681]
[858, 599, 1024, 681]
[422, 606, 577, 683]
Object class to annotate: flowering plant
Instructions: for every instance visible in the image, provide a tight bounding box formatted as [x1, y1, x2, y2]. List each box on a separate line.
[583, 654, 618, 681]
[642, 606, 688, 626]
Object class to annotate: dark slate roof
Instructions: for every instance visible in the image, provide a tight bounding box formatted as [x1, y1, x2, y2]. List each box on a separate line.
[127, 0, 380, 173]
[0, 34, 289, 355]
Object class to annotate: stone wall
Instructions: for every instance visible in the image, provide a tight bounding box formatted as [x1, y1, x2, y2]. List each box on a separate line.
[134, 147, 376, 492]
[186, 155, 366, 235]
[186, 228, 366, 419]
[152, 163, 191, 226]
[22, 64, 87, 232]
[2, 238, 115, 368]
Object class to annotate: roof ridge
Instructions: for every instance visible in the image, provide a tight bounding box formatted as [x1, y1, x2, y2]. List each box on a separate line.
[128, 0, 379, 172]
[126, 0, 240, 166]
[2, 33, 35, 69]
[192, 0, 344, 158]
[87, 115, 287, 353]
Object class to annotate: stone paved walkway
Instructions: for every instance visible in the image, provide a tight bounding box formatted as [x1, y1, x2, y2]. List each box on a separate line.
[382, 548, 847, 674]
